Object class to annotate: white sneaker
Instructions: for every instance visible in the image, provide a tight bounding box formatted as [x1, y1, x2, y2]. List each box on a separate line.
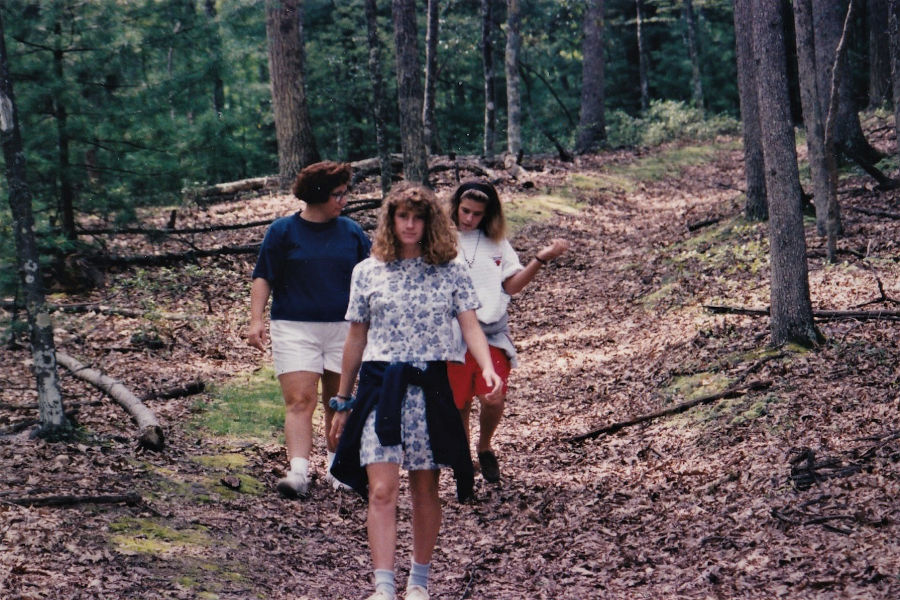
[404, 585, 428, 600]
[325, 470, 352, 491]
[364, 591, 394, 600]
[275, 469, 309, 498]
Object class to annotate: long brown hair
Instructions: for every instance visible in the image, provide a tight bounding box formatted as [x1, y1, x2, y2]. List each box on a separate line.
[372, 183, 458, 264]
[448, 180, 506, 242]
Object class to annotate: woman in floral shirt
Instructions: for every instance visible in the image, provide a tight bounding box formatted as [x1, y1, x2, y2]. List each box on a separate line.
[329, 183, 501, 600]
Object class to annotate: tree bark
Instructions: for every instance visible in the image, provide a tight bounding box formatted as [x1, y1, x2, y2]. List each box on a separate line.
[481, 0, 498, 160]
[868, 0, 892, 109]
[365, 0, 393, 196]
[635, 0, 649, 112]
[52, 22, 76, 241]
[733, 0, 768, 220]
[889, 0, 900, 157]
[505, 0, 523, 158]
[204, 0, 226, 117]
[575, 0, 606, 155]
[683, 0, 705, 110]
[56, 353, 164, 451]
[423, 0, 441, 155]
[794, 0, 837, 239]
[1, 13, 70, 436]
[392, 0, 429, 185]
[265, 0, 319, 184]
[751, 0, 822, 347]
[812, 0, 882, 165]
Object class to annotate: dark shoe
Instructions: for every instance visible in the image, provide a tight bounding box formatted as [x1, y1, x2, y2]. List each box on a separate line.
[477, 450, 501, 483]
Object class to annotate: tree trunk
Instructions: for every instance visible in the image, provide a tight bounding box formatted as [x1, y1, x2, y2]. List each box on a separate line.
[575, 0, 606, 155]
[423, 0, 441, 155]
[204, 0, 225, 116]
[0, 13, 70, 436]
[812, 0, 882, 165]
[365, 0, 393, 196]
[265, 0, 319, 184]
[751, 0, 822, 347]
[391, 0, 428, 185]
[636, 0, 649, 112]
[683, 0, 705, 110]
[482, 0, 497, 160]
[733, 0, 768, 220]
[505, 0, 523, 158]
[53, 22, 76, 241]
[889, 0, 900, 155]
[868, 0, 892, 109]
[794, 0, 836, 238]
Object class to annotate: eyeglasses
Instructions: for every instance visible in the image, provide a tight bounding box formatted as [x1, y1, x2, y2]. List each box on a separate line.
[330, 189, 349, 200]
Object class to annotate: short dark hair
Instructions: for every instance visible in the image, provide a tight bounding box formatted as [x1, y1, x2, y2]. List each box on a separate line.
[291, 161, 352, 205]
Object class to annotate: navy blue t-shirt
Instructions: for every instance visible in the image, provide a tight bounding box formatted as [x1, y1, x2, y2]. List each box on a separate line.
[252, 214, 371, 322]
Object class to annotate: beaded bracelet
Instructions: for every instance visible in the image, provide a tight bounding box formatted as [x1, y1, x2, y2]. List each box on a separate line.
[329, 394, 357, 412]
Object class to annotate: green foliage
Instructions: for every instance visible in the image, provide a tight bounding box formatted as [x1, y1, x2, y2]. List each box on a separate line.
[607, 100, 739, 147]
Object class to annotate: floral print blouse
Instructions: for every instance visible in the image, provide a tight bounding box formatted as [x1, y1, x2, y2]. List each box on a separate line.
[345, 257, 480, 363]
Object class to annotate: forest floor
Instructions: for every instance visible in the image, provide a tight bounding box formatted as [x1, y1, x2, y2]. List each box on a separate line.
[2, 127, 900, 600]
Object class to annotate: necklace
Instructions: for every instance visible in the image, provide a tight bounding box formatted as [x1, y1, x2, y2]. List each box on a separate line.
[461, 230, 481, 268]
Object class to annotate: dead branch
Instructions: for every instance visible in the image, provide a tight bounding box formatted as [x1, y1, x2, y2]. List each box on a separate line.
[77, 218, 272, 237]
[185, 176, 281, 206]
[848, 205, 900, 220]
[567, 379, 772, 443]
[0, 300, 193, 321]
[687, 216, 721, 232]
[142, 380, 205, 402]
[703, 304, 900, 321]
[5, 492, 141, 508]
[90, 243, 260, 268]
[56, 352, 164, 451]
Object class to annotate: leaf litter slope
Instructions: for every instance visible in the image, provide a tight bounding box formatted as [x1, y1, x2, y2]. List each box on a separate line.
[1, 138, 899, 600]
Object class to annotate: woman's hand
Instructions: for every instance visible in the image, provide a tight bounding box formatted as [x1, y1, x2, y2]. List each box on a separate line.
[536, 238, 570, 263]
[246, 320, 268, 351]
[482, 368, 503, 401]
[329, 410, 350, 448]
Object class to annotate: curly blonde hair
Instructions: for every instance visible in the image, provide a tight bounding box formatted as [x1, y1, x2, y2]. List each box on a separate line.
[372, 183, 458, 264]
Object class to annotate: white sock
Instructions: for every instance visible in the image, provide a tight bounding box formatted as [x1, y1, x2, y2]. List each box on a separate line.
[289, 457, 309, 475]
[327, 451, 336, 468]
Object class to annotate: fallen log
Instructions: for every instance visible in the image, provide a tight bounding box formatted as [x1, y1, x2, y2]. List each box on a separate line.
[56, 352, 164, 451]
[5, 492, 141, 508]
[142, 380, 205, 402]
[848, 206, 900, 220]
[0, 300, 192, 321]
[90, 243, 260, 267]
[567, 379, 772, 443]
[703, 304, 900, 321]
[77, 218, 272, 237]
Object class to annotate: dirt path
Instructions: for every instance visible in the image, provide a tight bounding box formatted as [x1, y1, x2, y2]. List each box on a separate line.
[2, 141, 899, 599]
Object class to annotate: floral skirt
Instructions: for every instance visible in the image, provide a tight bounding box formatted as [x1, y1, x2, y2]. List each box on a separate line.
[359, 384, 446, 471]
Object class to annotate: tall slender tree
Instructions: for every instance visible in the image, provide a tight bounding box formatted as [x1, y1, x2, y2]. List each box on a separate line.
[265, 0, 319, 184]
[683, 0, 704, 110]
[423, 0, 441, 155]
[890, 0, 900, 155]
[794, 0, 837, 240]
[365, 0, 393, 196]
[750, 0, 822, 347]
[575, 0, 606, 154]
[733, 0, 767, 220]
[635, 0, 650, 112]
[1, 12, 69, 435]
[505, 0, 523, 158]
[481, 0, 498, 161]
[868, 0, 891, 109]
[392, 0, 428, 184]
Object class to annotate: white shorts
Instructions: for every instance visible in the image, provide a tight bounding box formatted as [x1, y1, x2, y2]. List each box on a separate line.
[269, 320, 350, 376]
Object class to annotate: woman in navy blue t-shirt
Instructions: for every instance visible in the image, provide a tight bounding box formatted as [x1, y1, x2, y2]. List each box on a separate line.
[248, 161, 371, 498]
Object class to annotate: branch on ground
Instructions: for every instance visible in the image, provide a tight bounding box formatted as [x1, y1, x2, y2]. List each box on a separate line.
[56, 352, 164, 451]
[4, 492, 141, 508]
[567, 380, 772, 443]
[703, 304, 900, 321]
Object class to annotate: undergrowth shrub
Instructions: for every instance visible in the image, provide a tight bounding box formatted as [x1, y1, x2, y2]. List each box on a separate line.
[607, 100, 740, 148]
